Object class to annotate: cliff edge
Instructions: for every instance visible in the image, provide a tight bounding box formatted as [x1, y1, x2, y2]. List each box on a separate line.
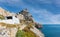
[0, 8, 44, 37]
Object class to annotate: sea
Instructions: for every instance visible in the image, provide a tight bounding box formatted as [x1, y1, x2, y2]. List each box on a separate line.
[40, 24, 60, 37]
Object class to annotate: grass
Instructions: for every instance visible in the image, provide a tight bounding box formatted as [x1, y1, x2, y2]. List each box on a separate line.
[23, 26, 38, 37]
[0, 23, 20, 28]
[16, 25, 38, 37]
[16, 29, 38, 37]
[0, 15, 5, 20]
[16, 30, 25, 37]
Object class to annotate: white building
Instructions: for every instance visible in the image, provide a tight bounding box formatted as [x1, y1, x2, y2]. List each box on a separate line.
[0, 16, 20, 24]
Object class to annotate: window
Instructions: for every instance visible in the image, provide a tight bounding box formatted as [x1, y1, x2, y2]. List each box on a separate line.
[6, 16, 12, 19]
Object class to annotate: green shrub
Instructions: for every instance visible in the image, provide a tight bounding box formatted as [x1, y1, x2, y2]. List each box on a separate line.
[16, 29, 38, 37]
[0, 15, 4, 20]
[16, 30, 25, 37]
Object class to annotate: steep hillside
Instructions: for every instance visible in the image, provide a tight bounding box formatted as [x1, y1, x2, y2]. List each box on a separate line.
[0, 7, 15, 16]
[0, 8, 44, 37]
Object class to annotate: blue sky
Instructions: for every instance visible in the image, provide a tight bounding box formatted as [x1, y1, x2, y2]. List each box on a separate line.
[0, 0, 60, 24]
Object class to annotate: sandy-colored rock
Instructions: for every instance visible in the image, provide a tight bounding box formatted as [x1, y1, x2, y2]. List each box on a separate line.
[0, 7, 15, 16]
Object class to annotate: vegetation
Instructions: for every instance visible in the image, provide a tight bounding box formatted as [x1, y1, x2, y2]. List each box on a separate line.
[0, 15, 5, 20]
[16, 30, 38, 37]
[16, 26, 38, 37]
[0, 23, 20, 28]
[16, 30, 25, 37]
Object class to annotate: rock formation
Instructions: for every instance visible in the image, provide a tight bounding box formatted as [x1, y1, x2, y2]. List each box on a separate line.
[0, 7, 15, 16]
[0, 7, 44, 37]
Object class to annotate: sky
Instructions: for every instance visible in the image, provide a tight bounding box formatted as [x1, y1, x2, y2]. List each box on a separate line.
[0, 0, 60, 24]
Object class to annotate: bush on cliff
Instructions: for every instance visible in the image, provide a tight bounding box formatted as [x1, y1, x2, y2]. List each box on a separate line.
[0, 15, 4, 20]
[16, 30, 38, 37]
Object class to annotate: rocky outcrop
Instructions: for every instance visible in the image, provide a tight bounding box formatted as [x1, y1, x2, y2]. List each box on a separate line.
[0, 8, 44, 37]
[30, 26, 44, 37]
[0, 23, 18, 37]
[0, 7, 15, 16]
[18, 9, 44, 37]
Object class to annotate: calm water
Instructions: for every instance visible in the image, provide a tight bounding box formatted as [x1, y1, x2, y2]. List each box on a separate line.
[40, 24, 60, 37]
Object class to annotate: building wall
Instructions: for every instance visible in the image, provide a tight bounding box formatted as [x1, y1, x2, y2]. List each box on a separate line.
[0, 16, 20, 24]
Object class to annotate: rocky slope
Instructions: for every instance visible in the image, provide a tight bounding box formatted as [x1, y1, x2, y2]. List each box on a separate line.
[0, 7, 16, 16]
[0, 8, 44, 37]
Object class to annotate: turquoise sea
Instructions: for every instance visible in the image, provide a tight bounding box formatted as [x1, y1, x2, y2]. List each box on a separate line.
[40, 24, 60, 37]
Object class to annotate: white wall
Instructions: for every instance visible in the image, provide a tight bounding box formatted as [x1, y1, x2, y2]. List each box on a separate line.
[0, 16, 20, 24]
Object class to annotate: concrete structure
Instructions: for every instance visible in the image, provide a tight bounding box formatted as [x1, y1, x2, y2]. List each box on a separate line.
[0, 16, 20, 24]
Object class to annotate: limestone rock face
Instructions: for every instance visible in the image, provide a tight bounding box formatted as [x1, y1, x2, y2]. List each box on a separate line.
[0, 7, 6, 16]
[0, 7, 15, 16]
[17, 14, 25, 20]
[0, 8, 44, 37]
[0, 24, 18, 37]
[18, 9, 34, 23]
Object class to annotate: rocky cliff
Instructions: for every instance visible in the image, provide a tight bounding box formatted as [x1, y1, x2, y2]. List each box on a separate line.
[0, 8, 44, 37]
[0, 7, 15, 16]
